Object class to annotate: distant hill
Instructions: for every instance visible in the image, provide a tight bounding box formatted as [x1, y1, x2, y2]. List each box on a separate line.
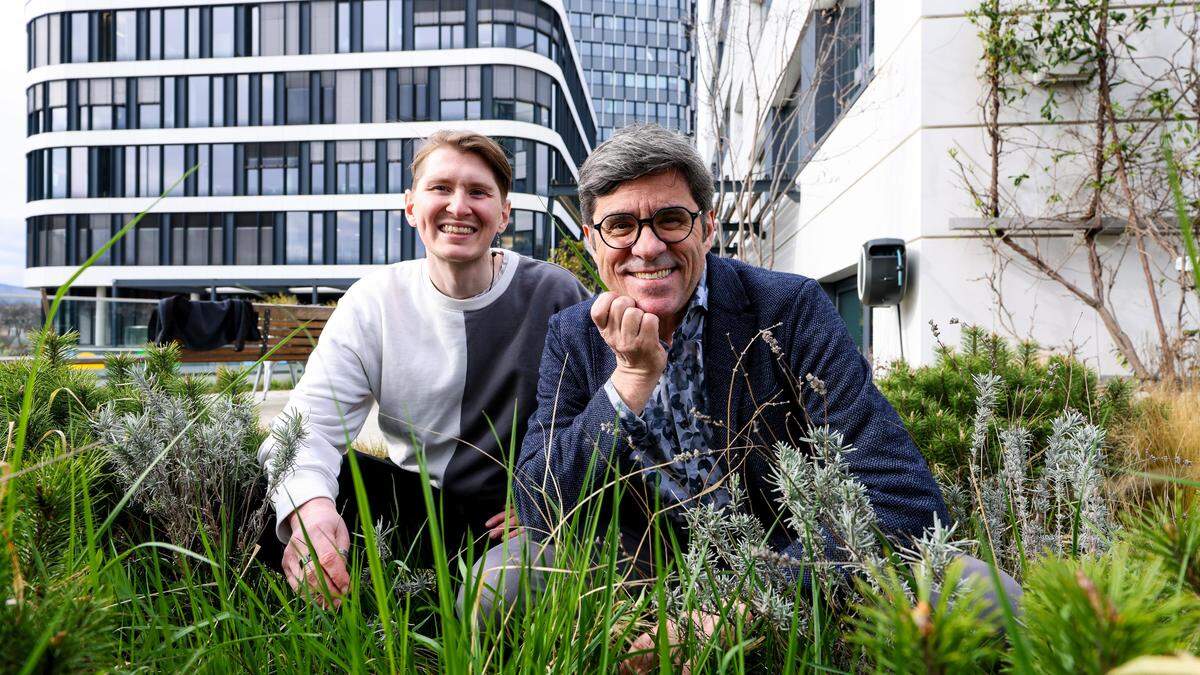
[0, 283, 37, 303]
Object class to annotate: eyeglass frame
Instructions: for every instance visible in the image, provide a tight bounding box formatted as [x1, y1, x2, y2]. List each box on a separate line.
[590, 206, 704, 250]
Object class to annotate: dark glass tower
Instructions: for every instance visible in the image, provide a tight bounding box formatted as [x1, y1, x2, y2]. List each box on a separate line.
[565, 0, 694, 141]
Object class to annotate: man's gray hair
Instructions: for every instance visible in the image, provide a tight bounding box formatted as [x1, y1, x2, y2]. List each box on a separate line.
[577, 124, 714, 225]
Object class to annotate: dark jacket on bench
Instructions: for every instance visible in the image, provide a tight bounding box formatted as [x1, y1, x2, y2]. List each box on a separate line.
[149, 296, 261, 351]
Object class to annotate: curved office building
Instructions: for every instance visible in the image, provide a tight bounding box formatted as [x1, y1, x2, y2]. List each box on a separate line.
[23, 0, 596, 345]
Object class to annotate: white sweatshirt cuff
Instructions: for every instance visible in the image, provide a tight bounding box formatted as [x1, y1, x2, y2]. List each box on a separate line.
[272, 468, 340, 544]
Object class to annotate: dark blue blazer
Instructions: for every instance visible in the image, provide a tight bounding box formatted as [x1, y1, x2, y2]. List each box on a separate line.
[514, 253, 949, 555]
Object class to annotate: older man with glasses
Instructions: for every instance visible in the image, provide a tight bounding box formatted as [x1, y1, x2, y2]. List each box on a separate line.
[466, 125, 1017, 659]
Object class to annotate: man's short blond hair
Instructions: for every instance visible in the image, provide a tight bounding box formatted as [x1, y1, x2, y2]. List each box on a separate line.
[410, 130, 513, 198]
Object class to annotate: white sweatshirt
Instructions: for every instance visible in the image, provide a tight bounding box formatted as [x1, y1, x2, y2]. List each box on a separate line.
[257, 249, 589, 542]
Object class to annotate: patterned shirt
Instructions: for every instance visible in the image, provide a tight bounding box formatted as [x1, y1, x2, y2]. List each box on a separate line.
[604, 267, 731, 521]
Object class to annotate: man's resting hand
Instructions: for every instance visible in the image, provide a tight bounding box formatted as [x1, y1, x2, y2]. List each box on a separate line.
[591, 291, 667, 414]
[283, 497, 351, 609]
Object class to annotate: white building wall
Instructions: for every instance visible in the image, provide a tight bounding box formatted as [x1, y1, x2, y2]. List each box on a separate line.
[723, 0, 1193, 376]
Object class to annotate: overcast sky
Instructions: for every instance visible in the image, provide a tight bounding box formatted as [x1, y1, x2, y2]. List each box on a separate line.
[0, 5, 28, 286]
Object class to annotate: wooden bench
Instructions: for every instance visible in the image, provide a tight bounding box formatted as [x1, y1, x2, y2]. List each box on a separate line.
[178, 303, 334, 396]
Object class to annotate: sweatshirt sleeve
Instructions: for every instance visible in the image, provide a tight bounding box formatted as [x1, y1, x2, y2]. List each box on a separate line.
[257, 284, 381, 543]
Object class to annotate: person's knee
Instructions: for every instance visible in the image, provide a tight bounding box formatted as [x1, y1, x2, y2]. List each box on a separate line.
[456, 535, 551, 622]
[954, 555, 1023, 619]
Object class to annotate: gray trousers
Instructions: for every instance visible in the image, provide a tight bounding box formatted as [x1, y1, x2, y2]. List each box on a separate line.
[457, 536, 1022, 623]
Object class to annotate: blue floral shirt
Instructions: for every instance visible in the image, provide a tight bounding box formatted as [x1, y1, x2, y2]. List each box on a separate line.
[604, 268, 732, 521]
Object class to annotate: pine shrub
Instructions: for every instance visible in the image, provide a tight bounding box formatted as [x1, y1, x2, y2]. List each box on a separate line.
[876, 324, 1132, 478]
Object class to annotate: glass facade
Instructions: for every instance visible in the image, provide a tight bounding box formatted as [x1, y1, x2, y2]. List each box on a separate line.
[29, 207, 557, 268]
[29, 138, 568, 201]
[566, 0, 694, 140]
[761, 0, 874, 178]
[26, 0, 594, 144]
[25, 0, 595, 279]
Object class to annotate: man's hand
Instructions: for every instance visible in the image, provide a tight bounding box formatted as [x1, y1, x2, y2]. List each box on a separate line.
[621, 610, 740, 675]
[591, 292, 667, 414]
[283, 497, 351, 609]
[485, 508, 522, 541]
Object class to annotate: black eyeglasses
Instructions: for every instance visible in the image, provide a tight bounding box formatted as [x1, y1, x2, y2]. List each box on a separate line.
[592, 206, 702, 249]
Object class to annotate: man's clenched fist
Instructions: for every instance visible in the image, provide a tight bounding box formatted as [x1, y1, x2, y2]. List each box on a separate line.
[590, 291, 667, 414]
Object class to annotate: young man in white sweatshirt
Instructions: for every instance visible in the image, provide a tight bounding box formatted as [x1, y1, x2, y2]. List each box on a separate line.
[256, 130, 589, 607]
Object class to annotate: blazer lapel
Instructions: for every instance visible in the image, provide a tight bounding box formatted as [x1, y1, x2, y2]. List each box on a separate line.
[702, 255, 759, 450]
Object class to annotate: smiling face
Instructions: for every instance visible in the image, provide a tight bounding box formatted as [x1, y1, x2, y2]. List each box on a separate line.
[405, 146, 510, 265]
[585, 169, 715, 332]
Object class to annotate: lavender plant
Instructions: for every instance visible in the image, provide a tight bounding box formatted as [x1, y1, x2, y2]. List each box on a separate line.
[964, 371, 1112, 573]
[91, 365, 288, 556]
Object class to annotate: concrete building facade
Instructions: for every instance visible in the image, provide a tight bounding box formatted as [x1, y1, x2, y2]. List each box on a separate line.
[699, 0, 1192, 376]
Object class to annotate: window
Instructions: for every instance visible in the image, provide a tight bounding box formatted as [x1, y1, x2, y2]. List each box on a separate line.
[213, 7, 235, 58]
[396, 68, 429, 121]
[387, 210, 404, 262]
[371, 212, 387, 264]
[492, 66, 550, 125]
[188, 76, 210, 127]
[116, 11, 137, 61]
[149, 9, 162, 59]
[413, 0, 439, 49]
[371, 69, 386, 123]
[187, 8, 201, 59]
[33, 17, 47, 69]
[364, 1, 387, 52]
[260, 142, 286, 196]
[244, 144, 261, 196]
[388, 0, 404, 50]
[235, 214, 260, 264]
[336, 211, 360, 263]
[286, 211, 310, 264]
[286, 3, 302, 55]
[312, 2, 336, 54]
[195, 144, 211, 196]
[48, 81, 67, 132]
[211, 218, 225, 265]
[142, 146, 161, 197]
[51, 15, 65, 66]
[136, 221, 160, 266]
[50, 148, 67, 199]
[164, 10, 185, 59]
[337, 1, 351, 53]
[236, 75, 250, 126]
[212, 144, 234, 196]
[163, 78, 177, 127]
[70, 14, 89, 63]
[335, 141, 361, 194]
[310, 141, 326, 194]
[285, 72, 310, 124]
[46, 216, 68, 266]
[138, 78, 162, 129]
[262, 74, 276, 125]
[163, 145, 185, 196]
[70, 147, 87, 198]
[184, 214, 212, 265]
[336, 71, 360, 124]
[438, 66, 480, 120]
[501, 210, 535, 256]
[83, 215, 112, 265]
[387, 141, 405, 192]
[311, 213, 325, 262]
[212, 76, 226, 126]
[261, 4, 285, 56]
